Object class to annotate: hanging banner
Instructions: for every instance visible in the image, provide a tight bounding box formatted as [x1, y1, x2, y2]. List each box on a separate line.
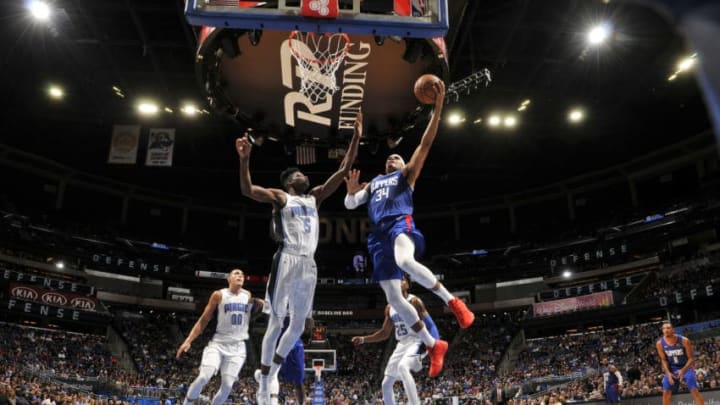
[145, 128, 175, 166]
[107, 125, 140, 164]
[658, 284, 715, 306]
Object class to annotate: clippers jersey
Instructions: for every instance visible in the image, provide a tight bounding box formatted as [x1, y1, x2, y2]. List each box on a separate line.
[660, 335, 688, 372]
[212, 288, 252, 343]
[389, 294, 420, 342]
[368, 171, 414, 226]
[277, 193, 319, 256]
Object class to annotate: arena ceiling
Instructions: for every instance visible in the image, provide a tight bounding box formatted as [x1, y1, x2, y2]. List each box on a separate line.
[0, 0, 713, 209]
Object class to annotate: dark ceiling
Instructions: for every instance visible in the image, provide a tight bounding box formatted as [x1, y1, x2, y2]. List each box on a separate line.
[0, 0, 712, 209]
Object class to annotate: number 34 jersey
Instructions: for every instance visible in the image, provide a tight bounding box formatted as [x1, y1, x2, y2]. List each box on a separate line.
[368, 170, 414, 226]
[213, 288, 253, 344]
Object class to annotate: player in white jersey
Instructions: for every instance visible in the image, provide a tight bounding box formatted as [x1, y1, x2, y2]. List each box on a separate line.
[352, 276, 440, 405]
[176, 269, 263, 405]
[235, 113, 362, 405]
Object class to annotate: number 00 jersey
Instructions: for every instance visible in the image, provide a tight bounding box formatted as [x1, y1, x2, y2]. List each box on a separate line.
[274, 193, 319, 256]
[212, 288, 252, 344]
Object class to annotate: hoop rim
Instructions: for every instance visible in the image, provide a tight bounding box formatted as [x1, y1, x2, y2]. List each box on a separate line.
[288, 30, 350, 66]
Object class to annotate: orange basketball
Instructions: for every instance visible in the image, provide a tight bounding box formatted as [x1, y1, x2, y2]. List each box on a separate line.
[414, 74, 442, 105]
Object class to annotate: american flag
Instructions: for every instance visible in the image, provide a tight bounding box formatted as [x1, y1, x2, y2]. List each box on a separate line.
[296, 145, 316, 165]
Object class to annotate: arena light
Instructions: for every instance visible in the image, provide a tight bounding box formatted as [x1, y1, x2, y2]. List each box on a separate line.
[562, 269, 572, 278]
[47, 85, 64, 100]
[587, 23, 611, 46]
[137, 101, 159, 116]
[488, 115, 501, 127]
[29, 0, 51, 21]
[568, 108, 585, 123]
[164, 107, 174, 113]
[503, 115, 518, 128]
[473, 118, 482, 125]
[676, 56, 696, 72]
[55, 261, 65, 269]
[447, 112, 466, 126]
[517, 99, 531, 112]
[181, 104, 199, 116]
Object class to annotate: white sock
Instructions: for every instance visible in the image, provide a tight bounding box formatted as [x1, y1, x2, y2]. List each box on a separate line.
[433, 283, 454, 304]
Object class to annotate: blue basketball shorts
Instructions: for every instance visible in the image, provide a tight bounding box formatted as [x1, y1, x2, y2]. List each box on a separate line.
[367, 215, 425, 282]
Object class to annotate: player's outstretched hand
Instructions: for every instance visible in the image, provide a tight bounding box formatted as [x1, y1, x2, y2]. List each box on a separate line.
[235, 133, 252, 160]
[176, 341, 191, 359]
[351, 336, 364, 346]
[433, 80, 445, 110]
[344, 169, 367, 195]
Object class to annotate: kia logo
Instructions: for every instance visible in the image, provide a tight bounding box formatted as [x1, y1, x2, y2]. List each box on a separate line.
[70, 297, 96, 311]
[41, 292, 68, 306]
[11, 286, 38, 300]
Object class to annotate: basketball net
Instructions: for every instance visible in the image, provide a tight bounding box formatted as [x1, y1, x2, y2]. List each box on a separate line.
[313, 365, 323, 382]
[288, 31, 350, 104]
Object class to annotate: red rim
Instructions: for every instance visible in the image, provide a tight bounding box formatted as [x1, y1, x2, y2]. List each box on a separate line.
[288, 31, 350, 66]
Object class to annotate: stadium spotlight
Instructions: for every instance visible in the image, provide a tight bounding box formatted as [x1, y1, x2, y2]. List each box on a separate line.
[181, 103, 199, 116]
[488, 115, 501, 127]
[55, 261, 65, 269]
[587, 23, 611, 46]
[447, 112, 466, 126]
[137, 101, 159, 116]
[29, 0, 51, 21]
[504, 115, 518, 128]
[562, 269, 572, 278]
[676, 55, 696, 72]
[47, 85, 64, 100]
[568, 108, 585, 123]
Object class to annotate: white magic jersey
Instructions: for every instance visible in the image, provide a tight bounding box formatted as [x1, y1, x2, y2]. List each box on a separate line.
[212, 288, 252, 343]
[389, 294, 421, 342]
[277, 193, 319, 256]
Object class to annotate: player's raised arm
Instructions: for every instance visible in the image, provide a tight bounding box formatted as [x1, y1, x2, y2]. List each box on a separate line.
[344, 169, 369, 209]
[176, 290, 222, 358]
[312, 112, 363, 205]
[352, 306, 393, 345]
[236, 134, 287, 207]
[403, 80, 445, 188]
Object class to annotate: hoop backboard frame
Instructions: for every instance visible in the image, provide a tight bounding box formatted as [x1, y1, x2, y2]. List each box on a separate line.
[185, 0, 448, 38]
[304, 349, 337, 372]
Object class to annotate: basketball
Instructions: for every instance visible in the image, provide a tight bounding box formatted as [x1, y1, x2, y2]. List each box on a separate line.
[414, 74, 442, 104]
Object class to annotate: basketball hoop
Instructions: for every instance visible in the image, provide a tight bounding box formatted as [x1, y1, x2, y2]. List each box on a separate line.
[288, 31, 350, 104]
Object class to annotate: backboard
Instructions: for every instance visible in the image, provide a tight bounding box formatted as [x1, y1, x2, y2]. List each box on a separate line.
[185, 0, 449, 38]
[304, 349, 337, 372]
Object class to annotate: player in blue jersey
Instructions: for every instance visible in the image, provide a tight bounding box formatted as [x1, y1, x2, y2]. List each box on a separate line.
[352, 275, 440, 404]
[655, 322, 705, 405]
[344, 80, 474, 377]
[601, 358, 623, 405]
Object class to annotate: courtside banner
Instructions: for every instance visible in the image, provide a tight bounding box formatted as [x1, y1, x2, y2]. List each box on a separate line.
[108, 125, 140, 164]
[145, 128, 175, 166]
[8, 283, 98, 311]
[533, 290, 614, 317]
[2, 298, 110, 323]
[1, 268, 95, 295]
[579, 389, 720, 405]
